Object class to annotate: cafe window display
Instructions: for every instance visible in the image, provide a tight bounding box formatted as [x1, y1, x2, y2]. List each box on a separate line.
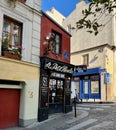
[49, 79, 63, 104]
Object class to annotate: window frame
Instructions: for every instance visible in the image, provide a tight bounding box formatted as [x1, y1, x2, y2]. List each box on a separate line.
[2, 16, 22, 48]
[83, 54, 89, 66]
[51, 30, 62, 55]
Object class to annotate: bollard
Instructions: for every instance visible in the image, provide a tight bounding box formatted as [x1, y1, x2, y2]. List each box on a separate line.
[74, 97, 77, 117]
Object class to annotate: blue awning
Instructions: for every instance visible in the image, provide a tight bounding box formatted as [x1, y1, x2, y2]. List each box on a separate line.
[73, 67, 105, 76]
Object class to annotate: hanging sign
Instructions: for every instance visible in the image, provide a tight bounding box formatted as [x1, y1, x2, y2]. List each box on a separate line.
[105, 72, 110, 84]
[75, 65, 87, 72]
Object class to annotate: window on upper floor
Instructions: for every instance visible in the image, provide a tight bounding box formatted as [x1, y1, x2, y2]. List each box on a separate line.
[83, 54, 89, 66]
[48, 30, 62, 55]
[2, 16, 22, 47]
[2, 16, 22, 60]
[67, 24, 71, 34]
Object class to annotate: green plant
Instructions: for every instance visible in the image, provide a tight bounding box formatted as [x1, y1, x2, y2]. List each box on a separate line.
[8, 48, 21, 57]
[2, 38, 9, 51]
[2, 37, 22, 58]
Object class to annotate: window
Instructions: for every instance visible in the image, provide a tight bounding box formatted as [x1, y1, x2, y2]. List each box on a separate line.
[67, 24, 71, 34]
[49, 79, 64, 103]
[2, 16, 22, 49]
[48, 31, 61, 54]
[83, 54, 89, 66]
[91, 80, 99, 94]
[84, 81, 89, 94]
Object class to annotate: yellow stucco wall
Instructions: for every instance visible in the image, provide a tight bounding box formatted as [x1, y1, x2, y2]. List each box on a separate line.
[0, 57, 40, 126]
[0, 57, 39, 81]
[104, 48, 114, 101]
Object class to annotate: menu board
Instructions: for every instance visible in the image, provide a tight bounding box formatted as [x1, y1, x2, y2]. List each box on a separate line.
[41, 76, 48, 107]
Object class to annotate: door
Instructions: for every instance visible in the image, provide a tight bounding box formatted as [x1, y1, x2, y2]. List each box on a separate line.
[49, 79, 64, 114]
[0, 89, 20, 129]
[83, 80, 90, 99]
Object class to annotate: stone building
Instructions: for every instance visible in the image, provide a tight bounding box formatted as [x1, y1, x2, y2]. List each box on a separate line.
[44, 0, 116, 102]
[0, 0, 41, 128]
[63, 0, 116, 102]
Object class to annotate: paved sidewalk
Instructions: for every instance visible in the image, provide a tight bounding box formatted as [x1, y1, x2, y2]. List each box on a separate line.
[5, 103, 116, 130]
[5, 109, 87, 130]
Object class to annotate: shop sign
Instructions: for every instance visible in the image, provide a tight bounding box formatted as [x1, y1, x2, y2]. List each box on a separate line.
[105, 72, 110, 84]
[75, 65, 87, 72]
[44, 61, 73, 74]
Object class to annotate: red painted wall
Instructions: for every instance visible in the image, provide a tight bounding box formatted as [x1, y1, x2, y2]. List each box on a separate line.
[40, 13, 71, 64]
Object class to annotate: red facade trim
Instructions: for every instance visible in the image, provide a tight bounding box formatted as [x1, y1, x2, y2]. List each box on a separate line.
[40, 12, 71, 64]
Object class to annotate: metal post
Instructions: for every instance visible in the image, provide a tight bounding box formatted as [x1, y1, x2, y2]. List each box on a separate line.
[106, 83, 107, 101]
[74, 97, 77, 117]
[94, 95, 95, 102]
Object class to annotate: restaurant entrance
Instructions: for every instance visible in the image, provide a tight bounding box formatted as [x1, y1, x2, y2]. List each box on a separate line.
[49, 78, 64, 114]
[38, 57, 74, 122]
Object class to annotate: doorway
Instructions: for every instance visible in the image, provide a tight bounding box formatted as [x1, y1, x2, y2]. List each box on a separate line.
[83, 80, 90, 99]
[48, 78, 64, 114]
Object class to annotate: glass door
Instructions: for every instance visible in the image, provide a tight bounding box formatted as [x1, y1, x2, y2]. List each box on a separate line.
[83, 80, 90, 99]
[49, 79, 63, 104]
[48, 79, 64, 114]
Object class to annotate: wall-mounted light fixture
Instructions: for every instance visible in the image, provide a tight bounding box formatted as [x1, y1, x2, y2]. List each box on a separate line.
[45, 32, 55, 41]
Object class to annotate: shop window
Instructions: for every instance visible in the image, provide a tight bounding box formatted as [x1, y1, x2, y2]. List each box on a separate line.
[91, 80, 99, 94]
[83, 54, 89, 66]
[49, 79, 63, 104]
[48, 30, 61, 55]
[2, 16, 22, 57]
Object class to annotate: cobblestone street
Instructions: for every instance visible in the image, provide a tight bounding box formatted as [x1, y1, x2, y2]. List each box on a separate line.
[5, 102, 116, 130]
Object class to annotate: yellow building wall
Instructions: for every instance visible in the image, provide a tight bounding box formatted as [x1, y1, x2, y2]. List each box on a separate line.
[0, 57, 40, 126]
[0, 57, 39, 81]
[104, 48, 114, 101]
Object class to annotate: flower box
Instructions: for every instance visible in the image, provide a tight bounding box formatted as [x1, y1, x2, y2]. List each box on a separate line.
[19, 0, 27, 3]
[3, 51, 21, 60]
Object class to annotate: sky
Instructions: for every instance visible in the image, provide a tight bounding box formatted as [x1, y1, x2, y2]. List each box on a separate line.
[42, 0, 80, 17]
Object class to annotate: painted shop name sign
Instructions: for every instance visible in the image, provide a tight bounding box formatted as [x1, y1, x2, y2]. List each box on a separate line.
[44, 62, 73, 74]
[75, 65, 87, 72]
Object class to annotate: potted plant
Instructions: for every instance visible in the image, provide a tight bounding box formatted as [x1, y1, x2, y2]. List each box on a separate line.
[2, 38, 22, 60]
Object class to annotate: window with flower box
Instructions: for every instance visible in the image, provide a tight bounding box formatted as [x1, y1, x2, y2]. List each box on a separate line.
[2, 16, 22, 60]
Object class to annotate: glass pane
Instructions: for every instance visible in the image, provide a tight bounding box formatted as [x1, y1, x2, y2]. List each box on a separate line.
[55, 35, 60, 43]
[49, 79, 56, 103]
[84, 81, 88, 94]
[51, 32, 61, 54]
[75, 82, 79, 93]
[55, 34, 60, 54]
[4, 21, 10, 33]
[3, 21, 10, 41]
[55, 43, 59, 54]
[91, 80, 99, 94]
[12, 24, 19, 46]
[57, 80, 63, 96]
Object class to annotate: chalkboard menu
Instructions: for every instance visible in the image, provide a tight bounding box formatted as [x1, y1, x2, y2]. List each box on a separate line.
[40, 76, 48, 107]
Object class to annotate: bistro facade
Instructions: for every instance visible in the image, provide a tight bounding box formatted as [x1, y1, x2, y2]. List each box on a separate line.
[38, 57, 74, 121]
